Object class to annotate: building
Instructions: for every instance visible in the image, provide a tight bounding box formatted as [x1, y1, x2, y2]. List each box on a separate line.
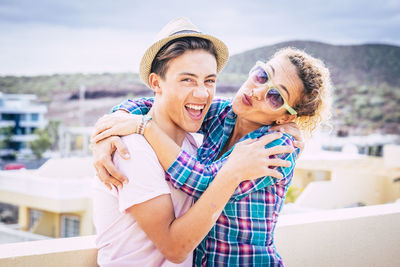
[0, 93, 47, 157]
[0, 157, 94, 238]
[285, 144, 400, 212]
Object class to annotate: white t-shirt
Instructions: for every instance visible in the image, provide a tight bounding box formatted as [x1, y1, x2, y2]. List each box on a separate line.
[92, 133, 198, 267]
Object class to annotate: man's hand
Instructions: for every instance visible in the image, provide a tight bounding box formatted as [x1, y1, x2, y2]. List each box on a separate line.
[91, 136, 130, 190]
[90, 111, 142, 143]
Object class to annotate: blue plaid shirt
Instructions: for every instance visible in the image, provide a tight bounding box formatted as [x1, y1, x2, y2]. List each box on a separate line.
[112, 97, 299, 266]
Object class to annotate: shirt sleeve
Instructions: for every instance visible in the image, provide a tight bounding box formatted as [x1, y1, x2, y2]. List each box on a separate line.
[115, 134, 171, 213]
[110, 97, 154, 115]
[166, 133, 299, 201]
[197, 97, 231, 134]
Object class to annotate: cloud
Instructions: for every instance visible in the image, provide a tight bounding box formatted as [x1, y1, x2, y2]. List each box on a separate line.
[0, 0, 399, 75]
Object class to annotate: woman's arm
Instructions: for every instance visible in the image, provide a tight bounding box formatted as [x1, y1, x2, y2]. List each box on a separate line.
[118, 134, 283, 263]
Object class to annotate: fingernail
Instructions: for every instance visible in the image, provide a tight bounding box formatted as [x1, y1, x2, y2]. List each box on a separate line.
[124, 179, 128, 184]
[118, 184, 122, 190]
[124, 153, 130, 159]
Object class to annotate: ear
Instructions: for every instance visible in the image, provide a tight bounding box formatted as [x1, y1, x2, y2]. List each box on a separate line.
[148, 73, 162, 94]
[275, 114, 297, 125]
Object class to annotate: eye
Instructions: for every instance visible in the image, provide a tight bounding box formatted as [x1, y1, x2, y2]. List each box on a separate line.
[181, 78, 193, 82]
[205, 79, 216, 84]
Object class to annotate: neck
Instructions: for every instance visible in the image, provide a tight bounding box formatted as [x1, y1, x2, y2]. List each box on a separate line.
[150, 101, 186, 146]
[231, 116, 264, 143]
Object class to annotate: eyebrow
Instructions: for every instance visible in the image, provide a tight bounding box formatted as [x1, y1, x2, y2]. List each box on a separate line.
[178, 72, 217, 79]
[268, 65, 290, 100]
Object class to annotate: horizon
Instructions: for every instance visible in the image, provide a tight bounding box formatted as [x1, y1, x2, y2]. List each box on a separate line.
[1, 40, 398, 78]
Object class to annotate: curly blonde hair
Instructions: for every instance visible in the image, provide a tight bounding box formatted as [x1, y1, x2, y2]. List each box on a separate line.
[272, 47, 333, 137]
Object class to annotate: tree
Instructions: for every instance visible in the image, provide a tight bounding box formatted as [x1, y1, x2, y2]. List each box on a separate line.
[0, 126, 13, 149]
[46, 120, 61, 151]
[29, 128, 52, 159]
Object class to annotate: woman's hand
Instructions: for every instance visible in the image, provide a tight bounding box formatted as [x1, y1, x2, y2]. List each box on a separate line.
[223, 132, 295, 183]
[91, 136, 130, 190]
[268, 122, 304, 151]
[90, 110, 142, 143]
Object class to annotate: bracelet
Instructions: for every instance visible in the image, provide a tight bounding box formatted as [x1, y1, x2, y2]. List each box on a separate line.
[137, 114, 152, 135]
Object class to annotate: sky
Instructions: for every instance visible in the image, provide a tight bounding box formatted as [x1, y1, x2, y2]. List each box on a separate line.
[0, 0, 399, 76]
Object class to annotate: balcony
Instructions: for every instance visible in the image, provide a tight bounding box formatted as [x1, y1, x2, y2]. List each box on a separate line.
[0, 202, 399, 267]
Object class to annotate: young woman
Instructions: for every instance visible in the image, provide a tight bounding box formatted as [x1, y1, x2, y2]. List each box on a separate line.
[92, 18, 295, 267]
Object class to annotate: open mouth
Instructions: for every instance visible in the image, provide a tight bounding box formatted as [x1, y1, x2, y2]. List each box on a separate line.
[185, 104, 206, 120]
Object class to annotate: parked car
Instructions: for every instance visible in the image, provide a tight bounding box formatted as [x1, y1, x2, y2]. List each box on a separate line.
[4, 163, 26, 170]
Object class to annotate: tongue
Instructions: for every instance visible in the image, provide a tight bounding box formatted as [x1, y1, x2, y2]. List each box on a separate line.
[187, 108, 201, 117]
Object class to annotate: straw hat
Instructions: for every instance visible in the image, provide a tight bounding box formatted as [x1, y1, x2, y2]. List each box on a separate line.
[139, 17, 229, 87]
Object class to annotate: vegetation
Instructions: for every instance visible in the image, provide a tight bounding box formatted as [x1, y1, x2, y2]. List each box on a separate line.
[1, 41, 399, 133]
[29, 128, 52, 159]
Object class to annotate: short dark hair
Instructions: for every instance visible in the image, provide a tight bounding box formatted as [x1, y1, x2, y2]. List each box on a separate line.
[150, 37, 217, 79]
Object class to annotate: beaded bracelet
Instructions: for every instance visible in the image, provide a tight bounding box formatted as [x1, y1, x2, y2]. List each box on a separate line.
[136, 114, 152, 135]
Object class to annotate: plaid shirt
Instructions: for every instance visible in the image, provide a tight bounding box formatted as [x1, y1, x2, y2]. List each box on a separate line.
[112, 97, 299, 267]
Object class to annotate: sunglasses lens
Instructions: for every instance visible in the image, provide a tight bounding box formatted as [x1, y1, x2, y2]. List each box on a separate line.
[250, 66, 269, 85]
[266, 88, 284, 110]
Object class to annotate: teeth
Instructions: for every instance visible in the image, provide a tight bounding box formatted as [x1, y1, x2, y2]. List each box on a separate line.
[185, 104, 204, 110]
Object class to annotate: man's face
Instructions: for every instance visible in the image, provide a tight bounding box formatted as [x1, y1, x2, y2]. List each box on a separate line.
[157, 50, 217, 132]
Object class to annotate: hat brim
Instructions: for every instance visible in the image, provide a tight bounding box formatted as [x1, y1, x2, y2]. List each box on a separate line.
[139, 32, 229, 87]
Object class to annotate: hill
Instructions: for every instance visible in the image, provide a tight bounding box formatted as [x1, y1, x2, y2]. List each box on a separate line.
[221, 41, 400, 134]
[1, 41, 399, 134]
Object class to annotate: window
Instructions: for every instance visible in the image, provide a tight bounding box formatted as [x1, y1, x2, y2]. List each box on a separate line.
[1, 113, 14, 121]
[60, 215, 80, 237]
[30, 113, 39, 121]
[20, 114, 26, 121]
[29, 209, 43, 229]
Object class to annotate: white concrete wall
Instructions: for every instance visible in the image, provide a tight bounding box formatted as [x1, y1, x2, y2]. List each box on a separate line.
[0, 203, 399, 267]
[295, 168, 399, 209]
[275, 203, 400, 267]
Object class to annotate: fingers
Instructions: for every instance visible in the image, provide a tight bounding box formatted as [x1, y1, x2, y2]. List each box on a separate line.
[114, 137, 131, 160]
[263, 169, 284, 179]
[266, 158, 291, 168]
[96, 164, 123, 189]
[102, 155, 129, 184]
[265, 145, 295, 156]
[92, 129, 114, 143]
[255, 132, 283, 146]
[293, 141, 304, 150]
[238, 138, 258, 146]
[91, 115, 113, 139]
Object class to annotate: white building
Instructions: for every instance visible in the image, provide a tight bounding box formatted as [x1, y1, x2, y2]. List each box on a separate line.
[0, 93, 47, 156]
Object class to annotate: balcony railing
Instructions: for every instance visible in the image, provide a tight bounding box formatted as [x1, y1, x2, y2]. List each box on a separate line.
[0, 203, 399, 267]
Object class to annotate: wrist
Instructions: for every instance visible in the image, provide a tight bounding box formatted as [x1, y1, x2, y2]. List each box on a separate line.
[216, 166, 242, 186]
[136, 114, 152, 135]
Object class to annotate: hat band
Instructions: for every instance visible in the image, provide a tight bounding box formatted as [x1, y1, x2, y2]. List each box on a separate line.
[170, 29, 201, 36]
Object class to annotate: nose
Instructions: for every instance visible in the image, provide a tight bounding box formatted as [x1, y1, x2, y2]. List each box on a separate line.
[193, 85, 209, 99]
[251, 86, 265, 101]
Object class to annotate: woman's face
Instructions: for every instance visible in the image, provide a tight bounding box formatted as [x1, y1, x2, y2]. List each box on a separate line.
[232, 54, 303, 126]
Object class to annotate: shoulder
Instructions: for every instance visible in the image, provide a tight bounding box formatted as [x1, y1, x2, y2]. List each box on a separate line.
[114, 134, 160, 168]
[264, 131, 295, 149]
[121, 134, 153, 153]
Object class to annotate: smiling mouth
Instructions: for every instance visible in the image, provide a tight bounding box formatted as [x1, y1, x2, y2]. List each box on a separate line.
[185, 104, 206, 120]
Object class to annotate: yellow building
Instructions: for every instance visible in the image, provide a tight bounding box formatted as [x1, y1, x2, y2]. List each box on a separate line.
[0, 157, 94, 238]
